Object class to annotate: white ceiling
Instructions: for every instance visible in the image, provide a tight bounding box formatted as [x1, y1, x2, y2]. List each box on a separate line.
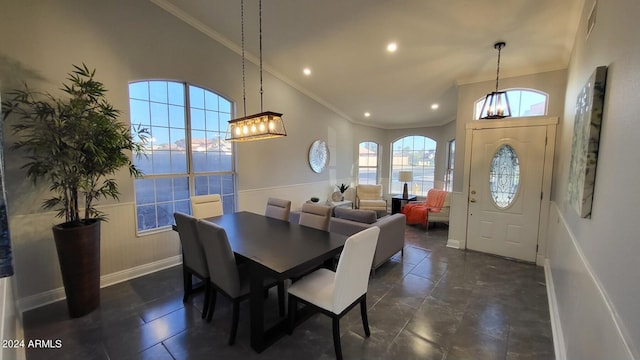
[152, 0, 584, 129]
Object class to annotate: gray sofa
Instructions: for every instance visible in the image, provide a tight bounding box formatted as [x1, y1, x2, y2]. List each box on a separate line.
[329, 207, 405, 271]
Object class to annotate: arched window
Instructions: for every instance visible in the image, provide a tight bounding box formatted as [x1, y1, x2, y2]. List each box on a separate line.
[130, 81, 235, 233]
[474, 89, 548, 119]
[390, 136, 436, 196]
[358, 141, 379, 185]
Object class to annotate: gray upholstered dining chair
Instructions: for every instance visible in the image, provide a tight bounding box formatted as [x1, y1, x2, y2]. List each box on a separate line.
[173, 212, 211, 319]
[288, 226, 380, 360]
[190, 194, 223, 219]
[196, 220, 285, 345]
[264, 197, 292, 221]
[299, 203, 331, 231]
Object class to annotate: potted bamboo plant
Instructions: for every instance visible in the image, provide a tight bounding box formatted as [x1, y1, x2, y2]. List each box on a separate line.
[2, 64, 146, 317]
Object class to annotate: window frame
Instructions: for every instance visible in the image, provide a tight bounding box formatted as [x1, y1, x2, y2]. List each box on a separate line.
[445, 139, 455, 191]
[130, 80, 236, 235]
[390, 135, 437, 197]
[357, 141, 380, 185]
[474, 88, 549, 119]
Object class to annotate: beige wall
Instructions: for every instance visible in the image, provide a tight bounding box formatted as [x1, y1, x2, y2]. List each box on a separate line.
[351, 121, 456, 200]
[0, 0, 454, 311]
[9, 8, 633, 360]
[454, 69, 568, 192]
[384, 122, 456, 194]
[0, 0, 360, 309]
[547, 0, 640, 358]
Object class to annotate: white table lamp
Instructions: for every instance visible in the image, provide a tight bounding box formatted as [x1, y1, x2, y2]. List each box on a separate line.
[399, 171, 413, 199]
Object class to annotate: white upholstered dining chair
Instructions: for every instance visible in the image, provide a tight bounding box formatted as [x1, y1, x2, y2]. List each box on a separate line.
[287, 226, 380, 360]
[190, 194, 223, 219]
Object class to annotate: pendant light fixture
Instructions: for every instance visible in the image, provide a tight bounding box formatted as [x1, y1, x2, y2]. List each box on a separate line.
[226, 0, 286, 142]
[479, 41, 511, 119]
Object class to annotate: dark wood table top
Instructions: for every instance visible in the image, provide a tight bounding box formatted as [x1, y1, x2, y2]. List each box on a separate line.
[203, 211, 347, 277]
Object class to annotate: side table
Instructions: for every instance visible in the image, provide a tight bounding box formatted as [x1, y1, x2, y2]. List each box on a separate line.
[391, 195, 417, 214]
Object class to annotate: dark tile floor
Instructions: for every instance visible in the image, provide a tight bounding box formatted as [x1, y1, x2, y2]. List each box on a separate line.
[23, 225, 554, 360]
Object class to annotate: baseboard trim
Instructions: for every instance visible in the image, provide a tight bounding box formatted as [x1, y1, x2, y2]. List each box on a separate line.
[100, 255, 181, 288]
[544, 258, 566, 360]
[17, 256, 182, 314]
[536, 253, 545, 266]
[446, 239, 461, 249]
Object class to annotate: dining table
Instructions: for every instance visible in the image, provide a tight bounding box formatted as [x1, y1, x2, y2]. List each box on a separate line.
[202, 211, 348, 353]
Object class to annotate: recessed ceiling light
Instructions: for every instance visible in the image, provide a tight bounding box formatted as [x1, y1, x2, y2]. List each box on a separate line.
[303, 68, 311, 76]
[364, 112, 371, 118]
[386, 42, 397, 53]
[431, 103, 439, 110]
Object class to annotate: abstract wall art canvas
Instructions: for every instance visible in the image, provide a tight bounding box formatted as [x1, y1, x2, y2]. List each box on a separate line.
[567, 66, 607, 218]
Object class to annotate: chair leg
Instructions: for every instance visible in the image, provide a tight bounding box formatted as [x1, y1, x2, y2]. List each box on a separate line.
[182, 268, 191, 302]
[201, 282, 211, 319]
[206, 289, 217, 322]
[277, 281, 285, 317]
[360, 296, 371, 337]
[332, 317, 343, 360]
[229, 301, 240, 345]
[287, 294, 296, 335]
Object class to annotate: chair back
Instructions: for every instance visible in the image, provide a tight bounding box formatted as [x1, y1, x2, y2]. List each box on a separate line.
[333, 226, 380, 313]
[265, 197, 292, 221]
[357, 184, 383, 201]
[191, 194, 223, 219]
[196, 220, 242, 297]
[174, 212, 209, 277]
[299, 203, 331, 231]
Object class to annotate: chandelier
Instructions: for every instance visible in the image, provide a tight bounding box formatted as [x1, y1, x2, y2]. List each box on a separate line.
[479, 42, 512, 119]
[226, 0, 286, 142]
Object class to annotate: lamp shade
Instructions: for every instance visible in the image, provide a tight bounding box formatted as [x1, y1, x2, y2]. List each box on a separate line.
[399, 171, 413, 182]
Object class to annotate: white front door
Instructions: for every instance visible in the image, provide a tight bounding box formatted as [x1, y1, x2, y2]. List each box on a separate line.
[466, 126, 547, 262]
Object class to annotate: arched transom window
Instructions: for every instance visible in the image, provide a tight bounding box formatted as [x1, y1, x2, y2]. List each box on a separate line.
[474, 89, 548, 119]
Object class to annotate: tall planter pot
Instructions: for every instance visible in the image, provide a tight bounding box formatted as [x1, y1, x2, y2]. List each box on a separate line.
[53, 219, 101, 317]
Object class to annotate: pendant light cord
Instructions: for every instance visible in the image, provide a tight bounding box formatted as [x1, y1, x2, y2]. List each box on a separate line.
[240, 0, 264, 115]
[494, 42, 505, 92]
[240, 0, 247, 117]
[259, 0, 264, 112]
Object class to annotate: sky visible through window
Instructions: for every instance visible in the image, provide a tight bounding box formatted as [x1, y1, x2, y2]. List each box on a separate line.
[475, 89, 548, 119]
[391, 136, 437, 196]
[130, 81, 235, 232]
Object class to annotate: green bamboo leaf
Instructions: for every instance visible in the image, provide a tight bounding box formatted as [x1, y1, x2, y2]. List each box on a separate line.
[4, 64, 145, 225]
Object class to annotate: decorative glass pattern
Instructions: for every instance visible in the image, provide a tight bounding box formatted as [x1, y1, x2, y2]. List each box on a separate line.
[490, 145, 520, 208]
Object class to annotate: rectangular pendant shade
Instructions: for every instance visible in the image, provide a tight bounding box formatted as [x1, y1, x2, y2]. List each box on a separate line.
[479, 91, 512, 119]
[226, 111, 286, 142]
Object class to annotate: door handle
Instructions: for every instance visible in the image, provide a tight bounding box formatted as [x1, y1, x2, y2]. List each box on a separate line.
[470, 198, 477, 203]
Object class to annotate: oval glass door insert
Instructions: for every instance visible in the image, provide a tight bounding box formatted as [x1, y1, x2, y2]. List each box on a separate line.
[490, 144, 520, 208]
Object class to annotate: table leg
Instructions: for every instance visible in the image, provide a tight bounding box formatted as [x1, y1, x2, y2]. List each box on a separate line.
[249, 263, 266, 352]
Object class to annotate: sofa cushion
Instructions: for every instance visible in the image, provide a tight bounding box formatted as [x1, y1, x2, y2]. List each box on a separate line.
[334, 207, 377, 224]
